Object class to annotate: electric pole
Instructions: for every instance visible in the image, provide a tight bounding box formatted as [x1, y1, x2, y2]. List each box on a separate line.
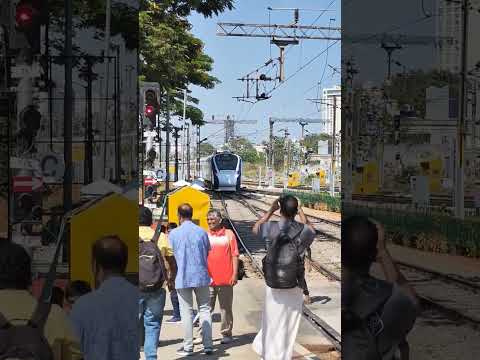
[165, 90, 170, 194]
[381, 42, 402, 80]
[83, 57, 94, 185]
[281, 128, 290, 189]
[186, 123, 191, 180]
[299, 121, 307, 166]
[268, 118, 275, 188]
[156, 115, 162, 167]
[64, 0, 73, 212]
[343, 60, 358, 202]
[331, 95, 337, 196]
[181, 88, 187, 179]
[196, 125, 200, 177]
[455, 0, 468, 219]
[173, 126, 181, 181]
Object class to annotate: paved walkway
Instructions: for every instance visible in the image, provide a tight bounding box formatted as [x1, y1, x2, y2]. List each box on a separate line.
[141, 278, 339, 359]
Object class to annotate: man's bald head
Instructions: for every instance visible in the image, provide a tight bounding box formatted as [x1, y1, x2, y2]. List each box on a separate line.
[178, 203, 193, 221]
[92, 235, 128, 274]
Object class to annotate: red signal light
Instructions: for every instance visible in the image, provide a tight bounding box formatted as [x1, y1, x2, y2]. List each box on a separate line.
[145, 105, 155, 116]
[16, 2, 37, 30]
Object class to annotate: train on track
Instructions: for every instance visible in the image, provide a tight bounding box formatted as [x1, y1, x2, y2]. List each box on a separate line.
[201, 151, 242, 192]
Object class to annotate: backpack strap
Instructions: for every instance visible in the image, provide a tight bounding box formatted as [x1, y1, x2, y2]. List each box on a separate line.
[151, 222, 162, 244]
[29, 215, 69, 331]
[29, 301, 51, 331]
[0, 312, 12, 329]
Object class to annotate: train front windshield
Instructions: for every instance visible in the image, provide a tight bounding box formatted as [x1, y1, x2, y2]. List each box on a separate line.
[215, 154, 238, 170]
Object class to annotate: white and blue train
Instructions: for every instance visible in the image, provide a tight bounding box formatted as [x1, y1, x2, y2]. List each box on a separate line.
[201, 151, 242, 191]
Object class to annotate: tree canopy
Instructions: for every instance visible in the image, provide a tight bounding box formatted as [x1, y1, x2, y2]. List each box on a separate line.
[139, 0, 234, 125]
[303, 133, 330, 153]
[199, 142, 216, 157]
[227, 137, 262, 164]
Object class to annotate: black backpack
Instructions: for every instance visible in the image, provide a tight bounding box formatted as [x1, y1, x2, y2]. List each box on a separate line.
[262, 222, 305, 289]
[342, 277, 394, 360]
[139, 240, 167, 292]
[0, 302, 54, 360]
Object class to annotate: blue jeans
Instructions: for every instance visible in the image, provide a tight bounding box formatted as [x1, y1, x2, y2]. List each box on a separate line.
[139, 288, 166, 360]
[170, 289, 181, 319]
[177, 286, 212, 351]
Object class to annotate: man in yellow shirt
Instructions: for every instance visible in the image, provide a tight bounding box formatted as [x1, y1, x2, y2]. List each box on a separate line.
[0, 240, 82, 360]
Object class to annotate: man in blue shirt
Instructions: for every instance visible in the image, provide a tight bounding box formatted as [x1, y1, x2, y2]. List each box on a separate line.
[69, 235, 139, 360]
[169, 203, 212, 356]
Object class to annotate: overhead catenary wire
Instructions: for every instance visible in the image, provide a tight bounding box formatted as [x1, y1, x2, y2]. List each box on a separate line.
[266, 40, 340, 97]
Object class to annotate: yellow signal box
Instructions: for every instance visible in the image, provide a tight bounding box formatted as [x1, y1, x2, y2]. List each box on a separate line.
[316, 170, 327, 187]
[288, 172, 301, 187]
[428, 159, 443, 193]
[353, 162, 379, 194]
[167, 186, 210, 231]
[70, 193, 138, 287]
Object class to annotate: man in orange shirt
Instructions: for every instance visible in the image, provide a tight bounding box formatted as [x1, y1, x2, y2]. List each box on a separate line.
[195, 209, 239, 345]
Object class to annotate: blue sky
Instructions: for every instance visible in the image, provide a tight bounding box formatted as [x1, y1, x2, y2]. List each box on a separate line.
[187, 0, 341, 146]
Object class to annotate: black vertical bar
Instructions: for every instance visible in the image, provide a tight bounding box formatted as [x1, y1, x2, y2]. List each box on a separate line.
[84, 57, 93, 184]
[165, 91, 170, 194]
[174, 128, 178, 181]
[115, 46, 121, 182]
[63, 0, 73, 212]
[187, 123, 191, 180]
[48, 55, 53, 150]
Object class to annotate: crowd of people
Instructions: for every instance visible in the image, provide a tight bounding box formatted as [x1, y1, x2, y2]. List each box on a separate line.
[0, 193, 419, 360]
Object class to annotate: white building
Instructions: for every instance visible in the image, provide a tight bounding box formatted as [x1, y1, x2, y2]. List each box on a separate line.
[321, 86, 341, 137]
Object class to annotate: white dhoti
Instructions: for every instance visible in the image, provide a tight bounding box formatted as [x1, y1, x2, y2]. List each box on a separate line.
[252, 286, 303, 360]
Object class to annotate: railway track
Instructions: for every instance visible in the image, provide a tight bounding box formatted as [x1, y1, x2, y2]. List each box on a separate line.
[389, 262, 480, 327]
[238, 191, 341, 242]
[216, 193, 342, 352]
[226, 190, 480, 329]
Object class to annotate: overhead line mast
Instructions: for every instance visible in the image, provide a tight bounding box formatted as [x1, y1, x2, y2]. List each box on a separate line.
[217, 8, 340, 102]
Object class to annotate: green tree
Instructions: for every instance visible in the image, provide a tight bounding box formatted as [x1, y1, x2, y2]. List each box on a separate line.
[139, 0, 234, 125]
[261, 137, 294, 171]
[227, 137, 261, 164]
[385, 69, 458, 118]
[303, 133, 331, 153]
[199, 142, 216, 157]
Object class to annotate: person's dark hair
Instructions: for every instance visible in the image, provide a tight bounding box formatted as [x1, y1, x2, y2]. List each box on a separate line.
[342, 216, 378, 271]
[65, 280, 92, 303]
[0, 241, 31, 290]
[279, 195, 298, 219]
[139, 206, 153, 227]
[160, 224, 167, 233]
[178, 203, 193, 220]
[92, 235, 128, 274]
[51, 286, 64, 307]
[167, 222, 177, 231]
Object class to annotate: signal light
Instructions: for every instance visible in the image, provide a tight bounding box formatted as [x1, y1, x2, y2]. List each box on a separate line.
[16, 5, 34, 28]
[20, 105, 41, 136]
[16, 2, 37, 30]
[145, 90, 156, 104]
[145, 105, 154, 117]
[15, 0, 46, 53]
